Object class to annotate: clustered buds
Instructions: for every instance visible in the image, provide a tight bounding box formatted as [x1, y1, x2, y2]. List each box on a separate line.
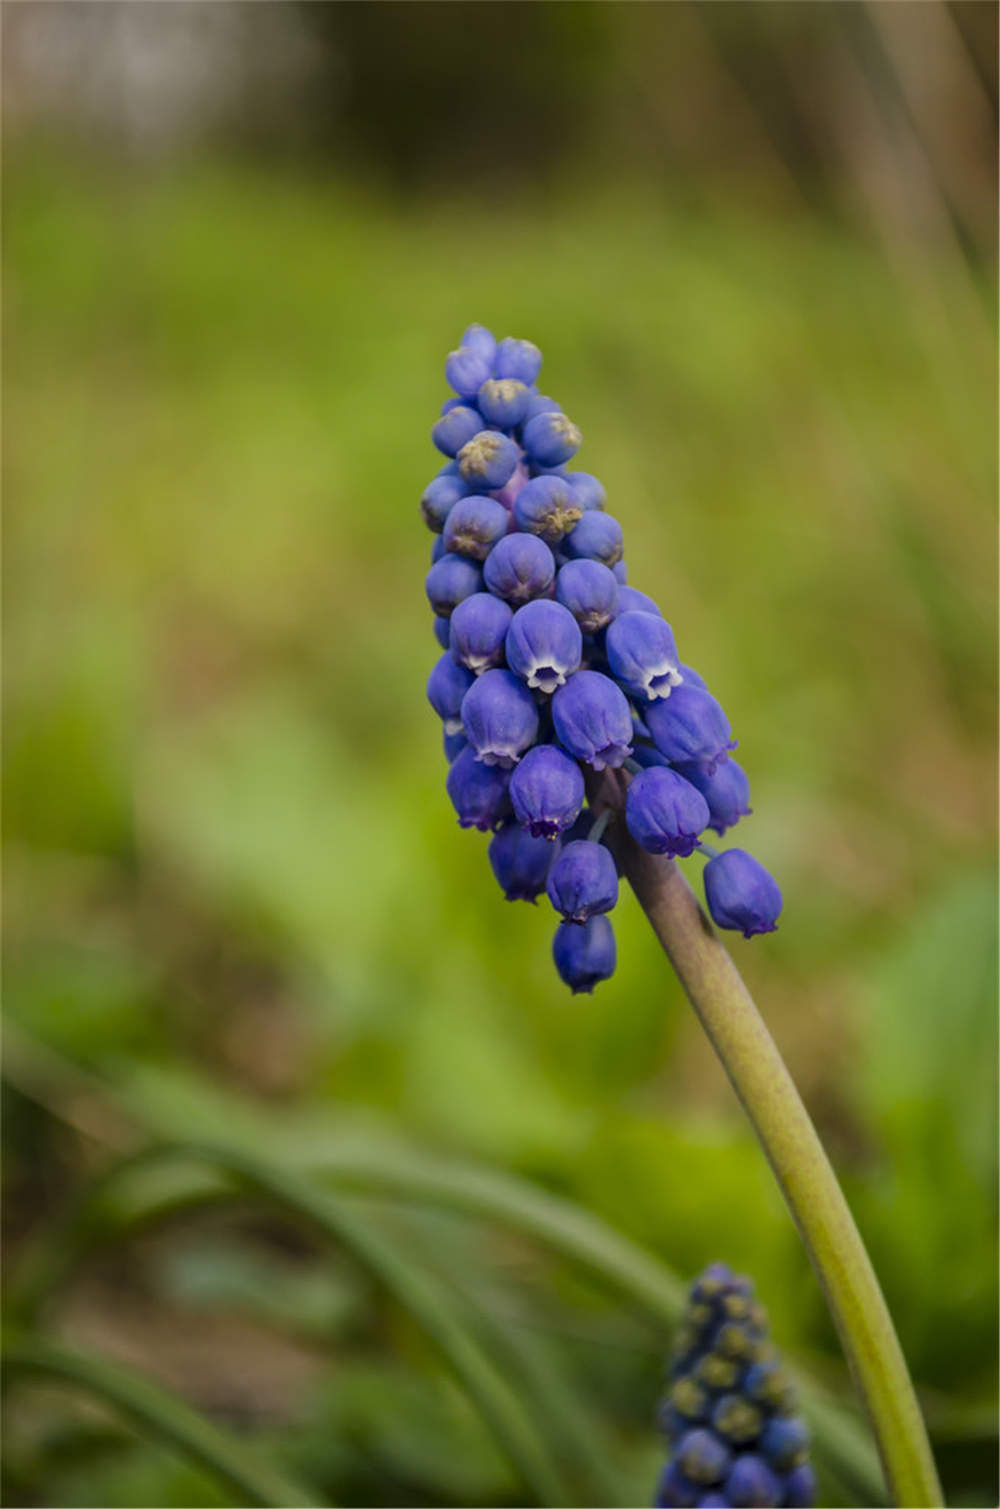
[656, 1264, 815, 1508]
[422, 326, 783, 990]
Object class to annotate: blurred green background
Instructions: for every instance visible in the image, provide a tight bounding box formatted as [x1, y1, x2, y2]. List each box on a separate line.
[3, 4, 997, 1507]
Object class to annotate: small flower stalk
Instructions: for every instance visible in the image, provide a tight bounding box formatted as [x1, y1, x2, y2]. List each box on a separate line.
[656, 1264, 815, 1509]
[422, 325, 782, 988]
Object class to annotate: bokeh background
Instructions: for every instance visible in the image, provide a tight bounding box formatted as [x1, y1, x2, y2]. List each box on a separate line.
[3, 4, 997, 1507]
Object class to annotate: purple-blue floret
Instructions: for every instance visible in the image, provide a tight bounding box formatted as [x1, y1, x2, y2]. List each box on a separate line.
[625, 766, 710, 858]
[425, 553, 484, 617]
[482, 531, 556, 604]
[644, 684, 736, 772]
[552, 670, 633, 771]
[513, 474, 584, 544]
[546, 839, 619, 924]
[674, 759, 752, 836]
[522, 409, 583, 467]
[443, 494, 510, 561]
[703, 849, 782, 939]
[461, 668, 540, 768]
[509, 744, 585, 840]
[505, 599, 583, 693]
[606, 610, 683, 702]
[449, 592, 513, 675]
[458, 430, 520, 490]
[556, 559, 619, 633]
[432, 404, 485, 457]
[445, 746, 512, 831]
[488, 820, 557, 902]
[552, 914, 616, 993]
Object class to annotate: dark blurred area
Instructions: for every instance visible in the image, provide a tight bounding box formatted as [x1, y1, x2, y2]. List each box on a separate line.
[3, 5, 997, 1507]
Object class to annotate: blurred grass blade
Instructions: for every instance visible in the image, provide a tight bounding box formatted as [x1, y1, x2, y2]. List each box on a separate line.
[147, 1143, 571, 1507]
[2, 1337, 317, 1507]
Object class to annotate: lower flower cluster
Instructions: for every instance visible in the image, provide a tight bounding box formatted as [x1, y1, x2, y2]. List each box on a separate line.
[656, 1264, 815, 1509]
[423, 324, 783, 990]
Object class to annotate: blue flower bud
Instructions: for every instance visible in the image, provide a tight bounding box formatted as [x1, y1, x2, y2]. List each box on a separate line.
[443, 729, 467, 762]
[445, 745, 512, 831]
[742, 1362, 796, 1414]
[564, 510, 625, 567]
[759, 1419, 809, 1473]
[440, 396, 465, 415]
[442, 494, 510, 561]
[644, 685, 736, 772]
[552, 913, 616, 993]
[783, 1464, 817, 1507]
[552, 670, 633, 771]
[606, 610, 683, 702]
[494, 336, 542, 385]
[488, 820, 556, 902]
[420, 467, 470, 532]
[676, 1429, 732, 1487]
[674, 760, 752, 836]
[461, 668, 539, 768]
[457, 429, 520, 490]
[425, 552, 484, 617]
[546, 839, 618, 924]
[617, 585, 662, 616]
[655, 1462, 700, 1508]
[513, 474, 584, 544]
[505, 599, 582, 693]
[709, 1395, 764, 1447]
[446, 346, 492, 398]
[524, 392, 561, 423]
[612, 559, 628, 584]
[556, 559, 619, 633]
[432, 404, 484, 458]
[703, 850, 782, 938]
[449, 592, 513, 674]
[564, 471, 606, 511]
[430, 535, 448, 564]
[696, 1496, 729, 1508]
[433, 615, 451, 650]
[461, 323, 497, 364]
[625, 766, 710, 857]
[483, 532, 556, 604]
[522, 410, 582, 467]
[724, 1455, 781, 1507]
[427, 654, 475, 734]
[477, 377, 531, 428]
[509, 744, 584, 839]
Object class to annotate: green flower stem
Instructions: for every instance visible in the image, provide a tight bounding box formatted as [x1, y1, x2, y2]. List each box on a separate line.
[609, 814, 942, 1508]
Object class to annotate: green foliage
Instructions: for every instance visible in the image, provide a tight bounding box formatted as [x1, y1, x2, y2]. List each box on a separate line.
[3, 140, 995, 1506]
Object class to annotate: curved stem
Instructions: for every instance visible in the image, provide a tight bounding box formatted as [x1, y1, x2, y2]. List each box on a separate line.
[610, 822, 942, 1507]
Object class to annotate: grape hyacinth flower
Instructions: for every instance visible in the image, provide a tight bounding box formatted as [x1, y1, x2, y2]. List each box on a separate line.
[606, 610, 683, 701]
[461, 668, 539, 768]
[655, 1264, 815, 1509]
[703, 850, 782, 938]
[488, 820, 557, 902]
[546, 840, 619, 924]
[418, 324, 783, 987]
[505, 600, 583, 693]
[416, 330, 943, 1506]
[552, 914, 616, 994]
[626, 766, 711, 859]
[509, 745, 584, 840]
[449, 592, 513, 675]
